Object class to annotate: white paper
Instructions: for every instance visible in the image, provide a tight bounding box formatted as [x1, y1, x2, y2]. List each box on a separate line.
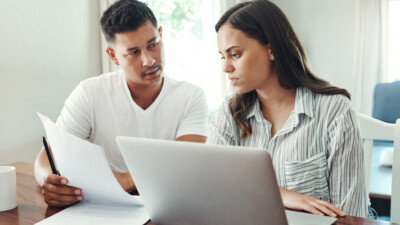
[35, 112, 150, 225]
[36, 201, 149, 225]
[286, 210, 337, 225]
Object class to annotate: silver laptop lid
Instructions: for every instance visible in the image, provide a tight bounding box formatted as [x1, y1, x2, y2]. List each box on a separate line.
[116, 137, 288, 225]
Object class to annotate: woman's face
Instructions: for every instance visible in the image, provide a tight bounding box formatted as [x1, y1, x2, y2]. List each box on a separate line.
[217, 24, 277, 94]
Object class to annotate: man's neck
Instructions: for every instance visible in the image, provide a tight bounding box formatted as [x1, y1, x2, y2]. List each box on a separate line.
[127, 77, 164, 110]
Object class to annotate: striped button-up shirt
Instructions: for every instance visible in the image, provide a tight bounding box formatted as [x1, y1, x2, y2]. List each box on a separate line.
[207, 87, 369, 217]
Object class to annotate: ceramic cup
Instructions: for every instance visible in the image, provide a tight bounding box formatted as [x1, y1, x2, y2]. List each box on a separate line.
[0, 166, 17, 211]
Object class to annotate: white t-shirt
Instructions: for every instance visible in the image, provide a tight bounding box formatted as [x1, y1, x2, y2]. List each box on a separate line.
[56, 70, 209, 171]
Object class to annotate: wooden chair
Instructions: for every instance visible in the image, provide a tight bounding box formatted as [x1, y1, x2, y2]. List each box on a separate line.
[358, 113, 400, 223]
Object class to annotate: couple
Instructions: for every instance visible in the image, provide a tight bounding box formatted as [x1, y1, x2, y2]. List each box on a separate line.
[34, 0, 368, 218]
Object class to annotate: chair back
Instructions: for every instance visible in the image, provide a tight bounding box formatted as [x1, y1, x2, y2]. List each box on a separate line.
[373, 81, 400, 123]
[358, 113, 400, 223]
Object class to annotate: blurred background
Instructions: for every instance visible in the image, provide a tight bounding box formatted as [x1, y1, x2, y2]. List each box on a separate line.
[0, 0, 399, 166]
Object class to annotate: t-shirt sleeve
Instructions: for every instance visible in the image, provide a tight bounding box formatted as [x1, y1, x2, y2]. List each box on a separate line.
[176, 87, 209, 138]
[56, 82, 93, 140]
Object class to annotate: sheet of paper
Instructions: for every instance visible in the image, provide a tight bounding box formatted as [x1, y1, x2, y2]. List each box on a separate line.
[37, 112, 140, 205]
[36, 112, 150, 225]
[285, 210, 337, 225]
[35, 201, 150, 225]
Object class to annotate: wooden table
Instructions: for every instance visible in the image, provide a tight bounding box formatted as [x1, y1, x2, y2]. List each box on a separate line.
[0, 162, 398, 225]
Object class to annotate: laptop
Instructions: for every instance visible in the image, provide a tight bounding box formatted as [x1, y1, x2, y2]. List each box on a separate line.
[116, 137, 336, 225]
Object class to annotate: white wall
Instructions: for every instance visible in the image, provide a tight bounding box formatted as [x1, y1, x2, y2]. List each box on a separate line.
[0, 0, 102, 164]
[0, 0, 362, 164]
[271, 0, 357, 95]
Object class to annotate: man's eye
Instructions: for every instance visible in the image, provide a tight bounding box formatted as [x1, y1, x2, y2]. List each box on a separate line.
[129, 50, 139, 56]
[149, 42, 158, 48]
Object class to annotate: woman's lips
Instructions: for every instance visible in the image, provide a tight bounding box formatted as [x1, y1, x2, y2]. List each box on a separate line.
[229, 77, 239, 85]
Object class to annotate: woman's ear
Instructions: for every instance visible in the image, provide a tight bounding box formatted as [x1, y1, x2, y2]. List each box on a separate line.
[268, 48, 274, 60]
[266, 44, 274, 60]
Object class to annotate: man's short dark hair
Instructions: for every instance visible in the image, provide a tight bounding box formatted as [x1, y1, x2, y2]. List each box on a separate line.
[100, 0, 158, 43]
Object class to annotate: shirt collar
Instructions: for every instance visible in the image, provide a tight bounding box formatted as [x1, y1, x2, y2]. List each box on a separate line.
[246, 87, 315, 121]
[246, 98, 264, 122]
[293, 87, 315, 119]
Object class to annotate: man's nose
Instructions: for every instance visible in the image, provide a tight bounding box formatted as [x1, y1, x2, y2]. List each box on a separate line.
[142, 51, 155, 67]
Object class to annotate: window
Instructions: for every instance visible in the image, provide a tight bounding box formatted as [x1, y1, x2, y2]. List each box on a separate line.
[387, 0, 400, 82]
[143, 0, 227, 109]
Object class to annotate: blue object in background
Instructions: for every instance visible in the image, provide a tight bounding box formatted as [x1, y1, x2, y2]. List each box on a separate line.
[373, 81, 400, 124]
[372, 81, 400, 146]
[370, 81, 400, 221]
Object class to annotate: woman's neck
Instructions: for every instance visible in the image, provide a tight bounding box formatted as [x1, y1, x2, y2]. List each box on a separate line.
[256, 82, 297, 137]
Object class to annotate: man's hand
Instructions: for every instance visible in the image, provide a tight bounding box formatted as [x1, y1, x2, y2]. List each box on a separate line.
[279, 187, 346, 217]
[41, 174, 83, 207]
[113, 171, 136, 192]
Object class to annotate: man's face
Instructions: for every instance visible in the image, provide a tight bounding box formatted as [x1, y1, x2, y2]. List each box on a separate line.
[107, 21, 164, 87]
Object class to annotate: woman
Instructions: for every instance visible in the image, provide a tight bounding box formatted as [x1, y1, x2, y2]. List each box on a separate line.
[208, 0, 368, 218]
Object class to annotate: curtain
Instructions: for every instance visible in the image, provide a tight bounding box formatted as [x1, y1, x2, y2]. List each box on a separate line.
[352, 0, 386, 115]
[99, 0, 119, 74]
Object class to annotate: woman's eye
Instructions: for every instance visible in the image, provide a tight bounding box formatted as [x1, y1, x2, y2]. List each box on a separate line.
[231, 53, 240, 58]
[220, 56, 226, 60]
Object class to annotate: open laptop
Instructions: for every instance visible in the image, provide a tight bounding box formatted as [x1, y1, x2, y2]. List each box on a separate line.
[116, 137, 336, 225]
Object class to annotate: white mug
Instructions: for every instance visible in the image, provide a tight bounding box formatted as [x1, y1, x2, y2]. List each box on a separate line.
[0, 166, 17, 211]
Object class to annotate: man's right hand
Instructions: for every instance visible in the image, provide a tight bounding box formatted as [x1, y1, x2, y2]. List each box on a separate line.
[41, 174, 83, 207]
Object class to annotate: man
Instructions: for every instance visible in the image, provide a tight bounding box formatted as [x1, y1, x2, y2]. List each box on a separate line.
[34, 0, 209, 207]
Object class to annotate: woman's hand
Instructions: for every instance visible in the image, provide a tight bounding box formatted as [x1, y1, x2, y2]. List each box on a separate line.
[279, 187, 346, 217]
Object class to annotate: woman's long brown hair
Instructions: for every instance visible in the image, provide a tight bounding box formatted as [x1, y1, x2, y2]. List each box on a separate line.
[216, 0, 351, 139]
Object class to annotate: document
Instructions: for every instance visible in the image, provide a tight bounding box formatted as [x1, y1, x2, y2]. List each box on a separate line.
[35, 113, 150, 225]
[285, 210, 337, 225]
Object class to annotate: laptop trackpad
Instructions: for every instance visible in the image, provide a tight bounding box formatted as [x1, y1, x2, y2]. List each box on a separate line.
[285, 210, 337, 225]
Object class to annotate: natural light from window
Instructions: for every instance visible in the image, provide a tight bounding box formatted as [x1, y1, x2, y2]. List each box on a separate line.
[143, 0, 227, 110]
[388, 0, 400, 82]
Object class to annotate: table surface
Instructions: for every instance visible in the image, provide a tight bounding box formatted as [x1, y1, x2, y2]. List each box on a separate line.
[0, 162, 397, 225]
[369, 145, 393, 199]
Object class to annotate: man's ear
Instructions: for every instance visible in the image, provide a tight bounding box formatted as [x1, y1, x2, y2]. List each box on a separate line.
[106, 48, 119, 65]
[158, 26, 163, 38]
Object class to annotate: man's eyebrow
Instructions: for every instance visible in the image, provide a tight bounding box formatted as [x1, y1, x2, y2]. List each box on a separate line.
[218, 46, 240, 54]
[147, 37, 157, 44]
[126, 37, 157, 52]
[126, 46, 139, 52]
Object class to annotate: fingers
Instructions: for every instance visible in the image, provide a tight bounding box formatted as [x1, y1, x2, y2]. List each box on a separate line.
[45, 174, 68, 186]
[280, 188, 345, 218]
[41, 174, 84, 207]
[318, 200, 346, 217]
[43, 190, 83, 207]
[302, 203, 326, 216]
[308, 200, 337, 217]
[303, 197, 346, 218]
[43, 181, 79, 195]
